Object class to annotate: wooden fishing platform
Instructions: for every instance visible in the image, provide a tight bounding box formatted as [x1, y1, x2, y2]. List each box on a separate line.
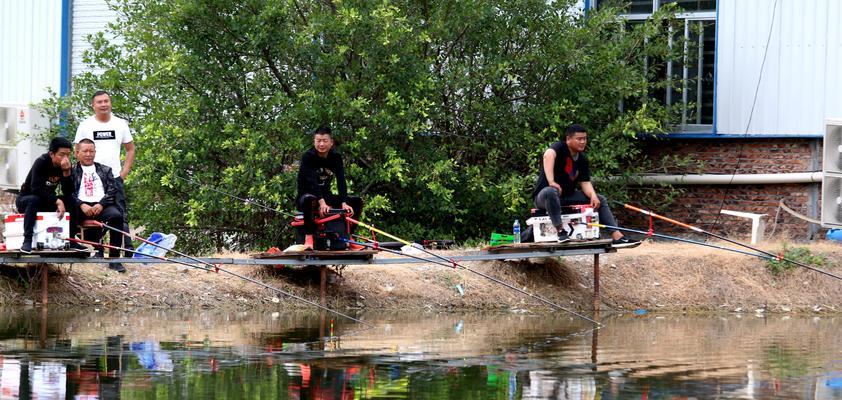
[0, 240, 618, 314]
[483, 239, 613, 254]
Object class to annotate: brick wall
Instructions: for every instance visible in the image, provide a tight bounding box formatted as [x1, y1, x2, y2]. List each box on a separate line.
[615, 138, 822, 241]
[643, 138, 818, 174]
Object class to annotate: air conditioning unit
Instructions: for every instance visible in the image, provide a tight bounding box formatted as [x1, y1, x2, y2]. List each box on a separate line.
[822, 119, 842, 228]
[0, 106, 49, 190]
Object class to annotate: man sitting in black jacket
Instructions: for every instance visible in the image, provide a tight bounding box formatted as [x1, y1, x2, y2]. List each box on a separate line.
[296, 126, 363, 250]
[16, 137, 84, 253]
[71, 138, 126, 272]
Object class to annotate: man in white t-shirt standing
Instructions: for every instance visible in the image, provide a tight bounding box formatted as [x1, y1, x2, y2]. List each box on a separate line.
[74, 90, 136, 253]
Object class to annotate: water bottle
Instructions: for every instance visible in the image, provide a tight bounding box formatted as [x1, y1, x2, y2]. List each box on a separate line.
[513, 219, 521, 244]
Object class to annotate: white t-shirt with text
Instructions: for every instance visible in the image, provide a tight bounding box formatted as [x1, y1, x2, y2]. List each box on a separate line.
[74, 115, 133, 178]
[77, 164, 105, 203]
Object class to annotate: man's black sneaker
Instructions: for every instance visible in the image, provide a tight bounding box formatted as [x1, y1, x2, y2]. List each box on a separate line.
[68, 242, 89, 252]
[557, 230, 571, 243]
[94, 249, 104, 258]
[612, 237, 642, 249]
[20, 241, 33, 254]
[108, 263, 126, 273]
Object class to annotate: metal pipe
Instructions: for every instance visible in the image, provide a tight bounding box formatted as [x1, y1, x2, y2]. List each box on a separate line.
[629, 172, 822, 185]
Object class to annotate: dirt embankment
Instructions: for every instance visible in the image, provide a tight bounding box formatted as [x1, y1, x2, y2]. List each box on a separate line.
[1, 240, 841, 313]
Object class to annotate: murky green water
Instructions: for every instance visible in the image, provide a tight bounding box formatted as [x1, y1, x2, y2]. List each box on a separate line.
[0, 307, 840, 399]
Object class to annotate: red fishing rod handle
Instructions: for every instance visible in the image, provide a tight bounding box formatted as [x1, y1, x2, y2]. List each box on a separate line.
[623, 203, 701, 231]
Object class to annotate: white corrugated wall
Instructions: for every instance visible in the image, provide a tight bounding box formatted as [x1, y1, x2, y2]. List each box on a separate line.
[0, 0, 62, 105]
[71, 0, 118, 78]
[716, 0, 842, 135]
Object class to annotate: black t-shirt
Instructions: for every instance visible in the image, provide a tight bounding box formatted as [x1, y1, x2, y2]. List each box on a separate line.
[296, 148, 348, 202]
[19, 153, 72, 203]
[532, 141, 590, 198]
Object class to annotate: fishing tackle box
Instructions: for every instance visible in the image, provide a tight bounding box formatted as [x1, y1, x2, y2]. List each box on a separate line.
[3, 212, 71, 250]
[526, 205, 600, 242]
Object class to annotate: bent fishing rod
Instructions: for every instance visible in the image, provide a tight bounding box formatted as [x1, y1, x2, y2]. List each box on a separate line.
[68, 226, 372, 327]
[592, 222, 842, 281]
[152, 166, 599, 323]
[618, 203, 842, 282]
[66, 237, 212, 271]
[346, 217, 600, 325]
[149, 166, 297, 218]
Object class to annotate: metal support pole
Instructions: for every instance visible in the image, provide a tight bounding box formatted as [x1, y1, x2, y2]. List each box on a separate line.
[39, 306, 47, 349]
[808, 138, 820, 240]
[320, 267, 327, 307]
[593, 254, 600, 317]
[40, 264, 49, 305]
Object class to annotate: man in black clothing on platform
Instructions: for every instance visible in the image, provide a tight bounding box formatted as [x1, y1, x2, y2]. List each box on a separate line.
[533, 124, 639, 248]
[296, 125, 363, 250]
[71, 139, 126, 272]
[15, 137, 87, 254]
[16, 137, 86, 253]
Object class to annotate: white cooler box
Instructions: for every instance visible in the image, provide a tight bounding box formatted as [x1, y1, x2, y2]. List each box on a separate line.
[526, 206, 600, 242]
[3, 213, 71, 250]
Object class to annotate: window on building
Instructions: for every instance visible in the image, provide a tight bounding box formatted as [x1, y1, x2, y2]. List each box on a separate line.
[598, 0, 653, 14]
[669, 0, 715, 12]
[595, 0, 716, 132]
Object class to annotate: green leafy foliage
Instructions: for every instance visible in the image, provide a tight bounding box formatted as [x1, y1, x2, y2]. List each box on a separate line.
[765, 243, 829, 275]
[37, 0, 687, 252]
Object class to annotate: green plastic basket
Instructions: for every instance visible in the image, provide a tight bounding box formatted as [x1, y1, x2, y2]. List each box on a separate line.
[490, 232, 515, 246]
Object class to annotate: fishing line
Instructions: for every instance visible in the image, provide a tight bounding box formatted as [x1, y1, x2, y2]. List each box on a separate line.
[708, 0, 780, 232]
[604, 203, 842, 282]
[153, 166, 601, 324]
[590, 223, 766, 258]
[148, 165, 298, 218]
[65, 237, 210, 271]
[343, 222, 601, 325]
[68, 225, 373, 327]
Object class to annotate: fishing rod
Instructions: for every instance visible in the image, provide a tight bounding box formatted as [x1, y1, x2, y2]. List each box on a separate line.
[149, 166, 297, 218]
[151, 167, 598, 323]
[345, 218, 600, 325]
[66, 237, 210, 271]
[590, 223, 766, 258]
[592, 222, 842, 281]
[67, 227, 373, 327]
[618, 203, 842, 282]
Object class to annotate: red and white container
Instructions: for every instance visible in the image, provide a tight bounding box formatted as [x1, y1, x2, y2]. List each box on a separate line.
[526, 206, 600, 242]
[3, 213, 71, 250]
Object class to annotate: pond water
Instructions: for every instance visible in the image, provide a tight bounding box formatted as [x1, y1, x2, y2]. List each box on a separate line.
[0, 307, 840, 399]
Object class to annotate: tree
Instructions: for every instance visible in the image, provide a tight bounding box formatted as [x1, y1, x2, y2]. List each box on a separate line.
[40, 0, 685, 252]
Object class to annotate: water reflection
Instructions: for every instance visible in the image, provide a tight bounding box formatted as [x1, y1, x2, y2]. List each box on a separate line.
[0, 308, 840, 399]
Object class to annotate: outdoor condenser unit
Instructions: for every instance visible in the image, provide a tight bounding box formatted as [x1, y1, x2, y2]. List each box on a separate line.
[821, 119, 842, 228]
[0, 106, 48, 189]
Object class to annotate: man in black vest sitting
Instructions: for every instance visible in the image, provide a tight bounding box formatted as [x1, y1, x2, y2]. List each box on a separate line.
[533, 124, 639, 248]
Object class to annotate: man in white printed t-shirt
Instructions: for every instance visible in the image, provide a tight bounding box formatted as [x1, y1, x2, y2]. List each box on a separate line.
[71, 139, 126, 273]
[74, 90, 136, 253]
